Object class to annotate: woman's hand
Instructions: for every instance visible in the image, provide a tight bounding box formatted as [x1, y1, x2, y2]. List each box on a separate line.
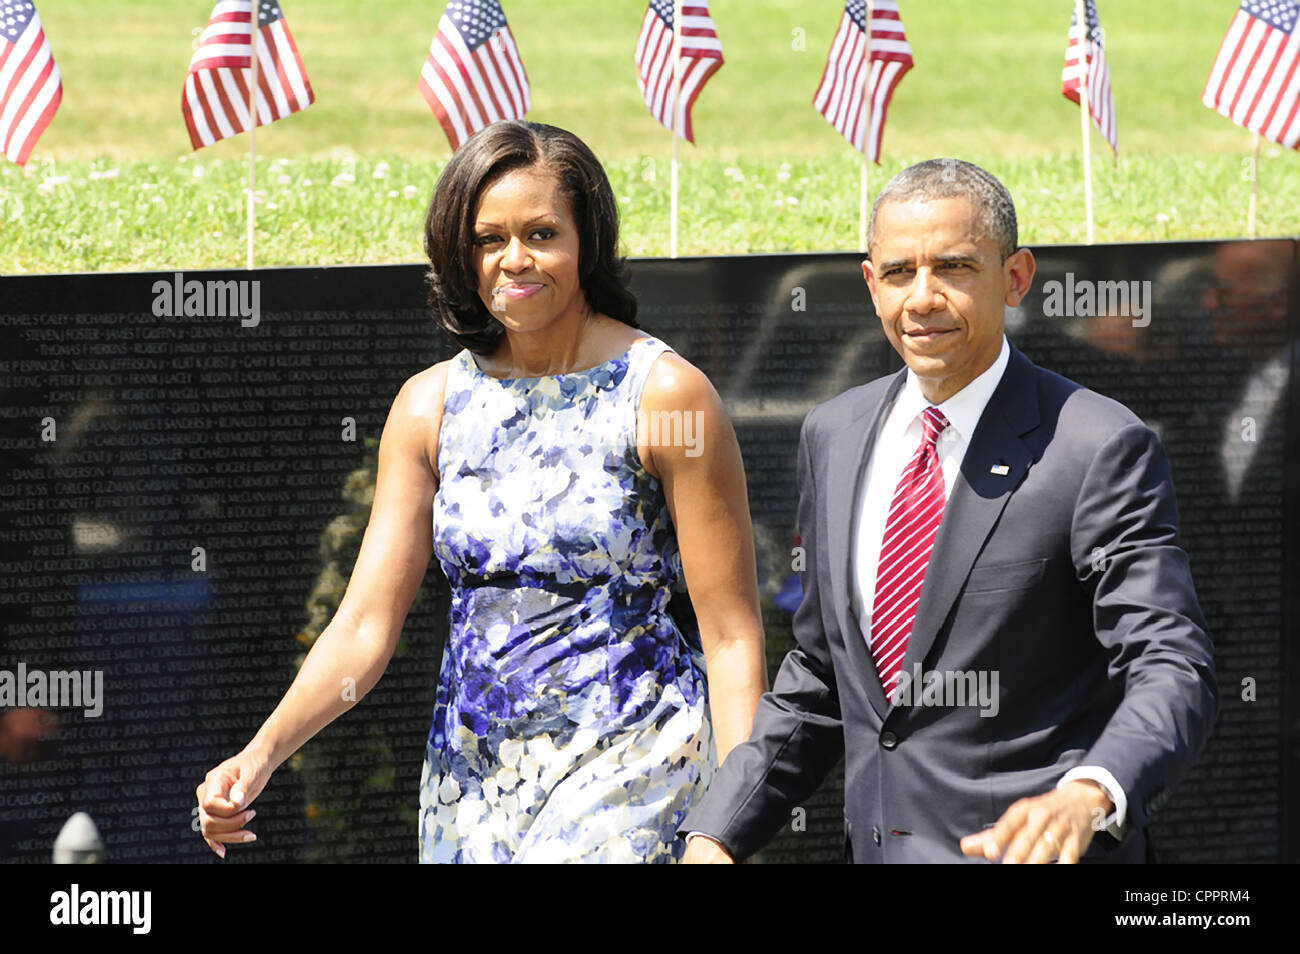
[195, 746, 272, 858]
[190, 361, 450, 859]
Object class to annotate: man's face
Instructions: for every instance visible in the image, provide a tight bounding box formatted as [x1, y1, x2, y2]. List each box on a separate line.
[1205, 241, 1289, 360]
[863, 196, 1035, 405]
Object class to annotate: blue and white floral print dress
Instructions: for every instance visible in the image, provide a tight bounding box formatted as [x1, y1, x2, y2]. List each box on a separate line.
[419, 335, 715, 863]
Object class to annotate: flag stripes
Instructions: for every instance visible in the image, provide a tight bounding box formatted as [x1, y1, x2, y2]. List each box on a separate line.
[419, 1, 530, 152]
[1203, 1, 1300, 148]
[813, 0, 913, 163]
[0, 2, 62, 166]
[182, 1, 314, 151]
[1062, 0, 1118, 154]
[635, 0, 722, 142]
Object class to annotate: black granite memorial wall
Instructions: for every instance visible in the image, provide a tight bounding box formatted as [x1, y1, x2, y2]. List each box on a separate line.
[1, 241, 1295, 863]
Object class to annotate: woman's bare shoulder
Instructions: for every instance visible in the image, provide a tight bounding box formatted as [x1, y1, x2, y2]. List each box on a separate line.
[391, 357, 457, 422]
[640, 348, 718, 409]
[384, 357, 459, 478]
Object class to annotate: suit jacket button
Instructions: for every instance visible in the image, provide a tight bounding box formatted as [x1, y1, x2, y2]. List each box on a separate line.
[880, 731, 898, 750]
[872, 826, 881, 846]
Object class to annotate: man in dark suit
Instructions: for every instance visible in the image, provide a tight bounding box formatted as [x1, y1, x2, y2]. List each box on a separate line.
[682, 159, 1217, 863]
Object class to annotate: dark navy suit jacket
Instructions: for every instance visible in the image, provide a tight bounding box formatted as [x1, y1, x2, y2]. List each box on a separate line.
[683, 345, 1217, 862]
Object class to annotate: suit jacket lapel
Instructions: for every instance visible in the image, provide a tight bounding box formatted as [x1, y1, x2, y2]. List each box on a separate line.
[827, 370, 905, 721]
[899, 347, 1041, 680]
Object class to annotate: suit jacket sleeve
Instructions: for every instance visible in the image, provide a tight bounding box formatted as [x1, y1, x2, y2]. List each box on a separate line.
[1070, 421, 1217, 830]
[681, 409, 848, 859]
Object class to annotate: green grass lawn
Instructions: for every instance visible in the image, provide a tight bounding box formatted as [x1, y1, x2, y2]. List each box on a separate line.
[2, 0, 1296, 272]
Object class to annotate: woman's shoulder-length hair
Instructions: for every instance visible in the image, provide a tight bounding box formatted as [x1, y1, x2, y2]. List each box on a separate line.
[423, 120, 638, 354]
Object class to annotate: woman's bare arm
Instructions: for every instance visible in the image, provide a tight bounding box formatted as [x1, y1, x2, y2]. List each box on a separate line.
[639, 352, 767, 764]
[195, 360, 450, 855]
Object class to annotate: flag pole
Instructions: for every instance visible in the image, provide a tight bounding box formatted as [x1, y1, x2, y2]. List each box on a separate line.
[669, 0, 683, 259]
[246, 1, 260, 270]
[1075, 0, 1094, 245]
[1247, 131, 1260, 239]
[859, 0, 874, 253]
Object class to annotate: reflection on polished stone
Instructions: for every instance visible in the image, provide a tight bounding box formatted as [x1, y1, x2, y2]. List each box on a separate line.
[0, 244, 1295, 862]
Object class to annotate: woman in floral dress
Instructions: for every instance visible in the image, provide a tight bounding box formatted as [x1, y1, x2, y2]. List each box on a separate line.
[196, 121, 766, 863]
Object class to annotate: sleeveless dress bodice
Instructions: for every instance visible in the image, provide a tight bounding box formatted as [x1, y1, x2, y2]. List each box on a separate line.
[419, 335, 714, 863]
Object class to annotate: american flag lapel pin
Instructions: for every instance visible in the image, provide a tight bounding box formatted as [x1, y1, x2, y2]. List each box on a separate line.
[990, 463, 1010, 476]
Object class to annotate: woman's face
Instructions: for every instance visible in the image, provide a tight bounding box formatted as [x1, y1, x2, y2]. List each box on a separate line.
[471, 163, 586, 334]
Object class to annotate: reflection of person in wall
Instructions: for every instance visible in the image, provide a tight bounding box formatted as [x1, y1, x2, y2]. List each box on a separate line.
[683, 159, 1217, 863]
[0, 707, 58, 764]
[1204, 241, 1291, 506]
[0, 708, 59, 860]
[196, 121, 766, 862]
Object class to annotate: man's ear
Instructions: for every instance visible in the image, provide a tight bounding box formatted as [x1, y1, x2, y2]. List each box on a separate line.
[1003, 248, 1036, 307]
[862, 258, 879, 308]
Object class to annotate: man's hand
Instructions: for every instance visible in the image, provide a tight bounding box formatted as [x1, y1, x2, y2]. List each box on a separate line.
[959, 780, 1113, 863]
[681, 834, 736, 864]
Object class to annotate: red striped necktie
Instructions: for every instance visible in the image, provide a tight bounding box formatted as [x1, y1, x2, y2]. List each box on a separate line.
[871, 406, 950, 696]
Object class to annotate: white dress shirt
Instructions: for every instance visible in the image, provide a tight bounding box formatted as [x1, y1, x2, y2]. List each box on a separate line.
[851, 336, 1126, 838]
[851, 338, 1011, 639]
[1219, 346, 1288, 504]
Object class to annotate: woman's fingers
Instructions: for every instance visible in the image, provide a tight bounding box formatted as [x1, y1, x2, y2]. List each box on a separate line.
[197, 767, 238, 812]
[208, 827, 257, 844]
[200, 807, 256, 833]
[197, 806, 258, 857]
[197, 755, 268, 857]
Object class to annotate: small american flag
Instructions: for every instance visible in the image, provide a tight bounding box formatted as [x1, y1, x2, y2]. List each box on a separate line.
[0, 2, 62, 167]
[1062, 0, 1117, 154]
[1203, 0, 1300, 148]
[183, 1, 315, 151]
[420, 0, 530, 152]
[812, 0, 913, 164]
[634, 0, 723, 142]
